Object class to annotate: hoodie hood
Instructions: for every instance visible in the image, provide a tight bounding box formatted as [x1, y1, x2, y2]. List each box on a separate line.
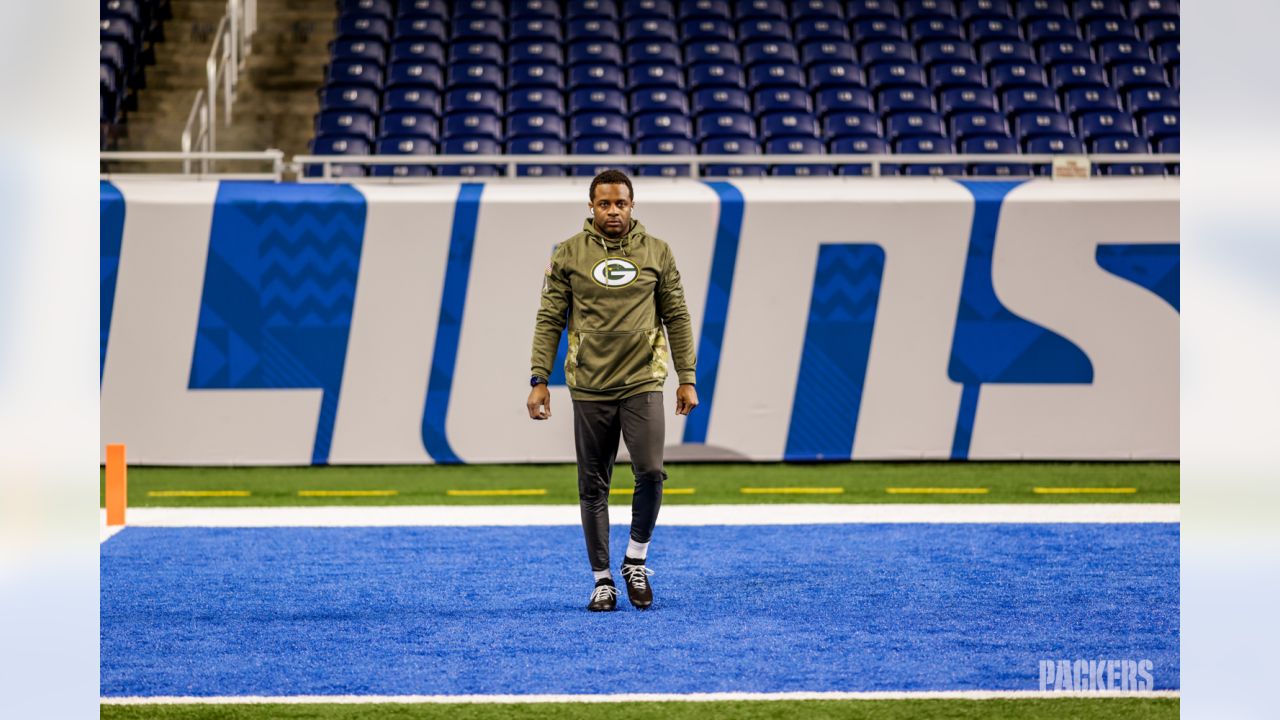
[583, 218, 647, 256]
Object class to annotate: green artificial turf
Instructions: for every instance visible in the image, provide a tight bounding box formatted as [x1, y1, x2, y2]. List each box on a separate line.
[99, 697, 1180, 720]
[101, 462, 1178, 507]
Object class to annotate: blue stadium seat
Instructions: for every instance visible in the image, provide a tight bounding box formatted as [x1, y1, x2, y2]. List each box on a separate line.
[990, 63, 1049, 90]
[568, 0, 620, 20]
[572, 112, 631, 140]
[1050, 62, 1108, 91]
[810, 62, 865, 90]
[867, 63, 927, 91]
[451, 18, 505, 43]
[1074, 0, 1126, 21]
[903, 0, 957, 20]
[1024, 134, 1085, 154]
[951, 111, 1009, 139]
[919, 40, 977, 67]
[847, 0, 900, 21]
[795, 0, 844, 21]
[329, 61, 385, 89]
[320, 85, 381, 114]
[683, 18, 735, 42]
[760, 113, 820, 140]
[743, 41, 801, 67]
[317, 110, 377, 142]
[689, 63, 746, 89]
[625, 0, 676, 20]
[1000, 86, 1058, 114]
[696, 112, 757, 139]
[1097, 40, 1152, 67]
[439, 138, 503, 178]
[1143, 110, 1178, 141]
[570, 88, 628, 115]
[910, 17, 965, 43]
[444, 63, 500, 90]
[630, 64, 685, 89]
[1084, 18, 1141, 45]
[886, 112, 947, 139]
[1016, 0, 1070, 22]
[1142, 17, 1179, 44]
[512, 41, 567, 65]
[331, 40, 386, 65]
[399, 0, 448, 20]
[801, 40, 857, 66]
[897, 135, 963, 176]
[380, 111, 440, 141]
[738, 0, 788, 20]
[686, 40, 741, 64]
[1063, 87, 1123, 117]
[388, 61, 444, 91]
[755, 88, 812, 114]
[961, 0, 1013, 21]
[445, 88, 504, 114]
[372, 137, 435, 180]
[450, 42, 504, 66]
[767, 137, 832, 176]
[861, 41, 917, 66]
[1131, 0, 1178, 20]
[512, 0, 563, 20]
[1155, 40, 1179, 66]
[879, 87, 935, 114]
[796, 18, 850, 44]
[393, 17, 443, 41]
[568, 41, 623, 66]
[701, 137, 765, 177]
[746, 64, 806, 91]
[443, 112, 504, 141]
[625, 18, 680, 43]
[508, 137, 568, 177]
[1092, 136, 1164, 176]
[567, 18, 621, 43]
[634, 112, 694, 139]
[852, 18, 908, 44]
[1127, 87, 1178, 115]
[1040, 41, 1094, 66]
[680, 0, 732, 21]
[940, 87, 1000, 116]
[963, 136, 1032, 178]
[1014, 111, 1073, 139]
[509, 64, 564, 90]
[510, 88, 566, 115]
[1156, 136, 1178, 153]
[570, 137, 632, 176]
[823, 111, 882, 139]
[969, 18, 1023, 44]
[930, 62, 987, 90]
[1112, 61, 1168, 91]
[570, 64, 626, 90]
[815, 87, 876, 115]
[338, 16, 391, 43]
[628, 42, 683, 65]
[507, 113, 567, 140]
[310, 135, 370, 166]
[384, 87, 442, 114]
[632, 88, 690, 114]
[1077, 110, 1139, 140]
[831, 136, 892, 176]
[1026, 18, 1079, 46]
[980, 41, 1037, 66]
[455, 0, 505, 19]
[391, 40, 445, 65]
[693, 87, 751, 115]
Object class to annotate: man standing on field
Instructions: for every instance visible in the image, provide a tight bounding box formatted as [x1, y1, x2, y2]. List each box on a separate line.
[526, 169, 698, 612]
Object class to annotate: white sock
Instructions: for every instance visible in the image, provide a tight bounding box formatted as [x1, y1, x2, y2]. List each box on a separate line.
[593, 569, 611, 582]
[626, 539, 649, 561]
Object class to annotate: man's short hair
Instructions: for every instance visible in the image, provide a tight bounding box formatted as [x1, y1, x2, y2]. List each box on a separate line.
[589, 169, 634, 202]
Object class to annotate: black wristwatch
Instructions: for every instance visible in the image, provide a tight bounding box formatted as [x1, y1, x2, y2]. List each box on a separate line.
[530, 375, 548, 387]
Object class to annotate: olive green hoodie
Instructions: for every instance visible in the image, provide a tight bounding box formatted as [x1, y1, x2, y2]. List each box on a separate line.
[530, 218, 696, 401]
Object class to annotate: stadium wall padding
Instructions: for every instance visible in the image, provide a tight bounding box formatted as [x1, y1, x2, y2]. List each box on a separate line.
[99, 179, 1179, 464]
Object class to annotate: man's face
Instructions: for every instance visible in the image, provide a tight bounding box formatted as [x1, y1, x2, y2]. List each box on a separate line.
[589, 183, 633, 238]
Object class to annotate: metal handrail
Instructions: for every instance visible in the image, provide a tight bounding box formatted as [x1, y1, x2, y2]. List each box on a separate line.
[179, 0, 256, 173]
[291, 153, 1181, 181]
[101, 150, 286, 181]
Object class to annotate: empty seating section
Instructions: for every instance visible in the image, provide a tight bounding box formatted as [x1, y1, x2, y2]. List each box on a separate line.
[101, 0, 172, 130]
[311, 0, 1179, 177]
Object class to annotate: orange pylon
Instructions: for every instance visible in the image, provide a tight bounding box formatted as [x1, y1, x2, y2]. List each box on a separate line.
[106, 444, 127, 526]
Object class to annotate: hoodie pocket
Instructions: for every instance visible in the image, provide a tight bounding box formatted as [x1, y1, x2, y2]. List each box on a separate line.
[570, 329, 659, 391]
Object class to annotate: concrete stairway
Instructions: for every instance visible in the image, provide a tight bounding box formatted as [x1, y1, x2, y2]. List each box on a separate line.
[111, 0, 334, 173]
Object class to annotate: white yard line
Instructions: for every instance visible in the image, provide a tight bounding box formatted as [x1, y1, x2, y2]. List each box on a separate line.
[101, 503, 1178, 539]
[100, 689, 1180, 705]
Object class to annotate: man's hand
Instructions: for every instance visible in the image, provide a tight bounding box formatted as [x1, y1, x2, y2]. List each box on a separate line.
[675, 383, 698, 416]
[527, 384, 551, 420]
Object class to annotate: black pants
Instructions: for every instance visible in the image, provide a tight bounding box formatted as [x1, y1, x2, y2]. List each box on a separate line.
[572, 391, 667, 572]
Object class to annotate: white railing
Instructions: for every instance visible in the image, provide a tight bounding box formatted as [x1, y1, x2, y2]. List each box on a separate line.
[100, 150, 285, 180]
[291, 153, 1181, 181]
[180, 0, 257, 173]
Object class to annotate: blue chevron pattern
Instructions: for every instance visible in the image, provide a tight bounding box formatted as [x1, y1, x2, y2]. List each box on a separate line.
[100, 181, 125, 381]
[785, 244, 885, 461]
[1097, 244, 1180, 311]
[189, 182, 367, 463]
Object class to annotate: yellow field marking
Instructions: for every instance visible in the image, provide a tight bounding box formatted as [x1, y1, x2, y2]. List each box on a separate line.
[1033, 487, 1138, 495]
[297, 490, 399, 497]
[611, 487, 696, 495]
[147, 490, 251, 498]
[885, 487, 990, 495]
[740, 487, 844, 495]
[446, 489, 548, 497]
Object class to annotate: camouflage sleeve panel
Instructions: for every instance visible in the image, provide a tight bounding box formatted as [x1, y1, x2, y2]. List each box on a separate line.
[657, 242, 697, 385]
[531, 242, 571, 379]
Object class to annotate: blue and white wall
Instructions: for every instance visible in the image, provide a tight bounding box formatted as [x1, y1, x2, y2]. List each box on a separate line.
[100, 178, 1179, 464]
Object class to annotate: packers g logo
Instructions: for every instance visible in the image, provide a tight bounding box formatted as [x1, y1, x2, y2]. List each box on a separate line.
[591, 257, 639, 288]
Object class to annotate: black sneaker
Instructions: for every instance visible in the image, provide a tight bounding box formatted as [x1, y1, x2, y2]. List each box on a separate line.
[587, 579, 618, 612]
[620, 558, 654, 609]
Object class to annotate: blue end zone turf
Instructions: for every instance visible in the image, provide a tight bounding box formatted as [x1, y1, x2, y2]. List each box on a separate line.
[102, 524, 1179, 696]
